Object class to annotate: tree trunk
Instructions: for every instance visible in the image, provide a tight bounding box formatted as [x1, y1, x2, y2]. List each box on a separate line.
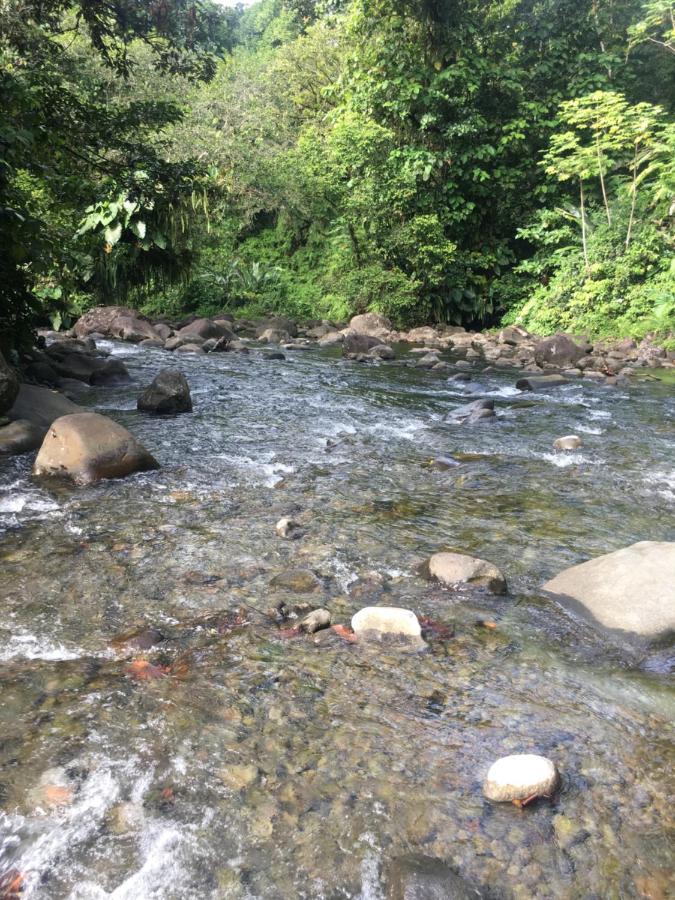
[596, 135, 611, 226]
[626, 143, 638, 249]
[580, 180, 589, 269]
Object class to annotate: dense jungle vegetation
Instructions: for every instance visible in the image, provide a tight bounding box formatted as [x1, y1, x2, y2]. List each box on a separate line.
[1, 0, 674, 348]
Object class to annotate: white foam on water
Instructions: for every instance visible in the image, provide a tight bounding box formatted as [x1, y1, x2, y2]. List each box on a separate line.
[643, 468, 675, 501]
[484, 385, 521, 398]
[540, 452, 600, 468]
[587, 409, 612, 420]
[215, 452, 296, 488]
[0, 491, 59, 515]
[575, 424, 604, 435]
[0, 629, 82, 662]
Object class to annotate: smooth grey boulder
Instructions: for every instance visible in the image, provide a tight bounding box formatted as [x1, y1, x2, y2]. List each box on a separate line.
[177, 318, 233, 341]
[427, 551, 507, 595]
[137, 369, 192, 414]
[8, 384, 82, 431]
[386, 855, 483, 900]
[0, 420, 44, 456]
[342, 332, 382, 355]
[348, 312, 392, 337]
[0, 351, 20, 414]
[516, 374, 569, 391]
[369, 344, 395, 360]
[543, 541, 675, 642]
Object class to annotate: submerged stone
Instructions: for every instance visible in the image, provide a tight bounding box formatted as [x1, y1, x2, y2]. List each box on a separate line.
[427, 551, 507, 595]
[387, 855, 483, 899]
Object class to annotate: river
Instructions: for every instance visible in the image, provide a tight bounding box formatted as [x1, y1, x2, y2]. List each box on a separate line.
[0, 340, 673, 898]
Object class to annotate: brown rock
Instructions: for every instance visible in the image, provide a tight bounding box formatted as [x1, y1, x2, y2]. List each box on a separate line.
[33, 412, 159, 484]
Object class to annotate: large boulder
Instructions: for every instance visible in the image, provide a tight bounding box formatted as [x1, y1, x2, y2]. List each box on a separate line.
[348, 313, 392, 338]
[137, 369, 192, 415]
[0, 420, 44, 456]
[46, 349, 130, 385]
[176, 318, 233, 342]
[0, 351, 20, 414]
[427, 551, 507, 595]
[255, 317, 298, 339]
[73, 306, 159, 343]
[386, 855, 483, 900]
[342, 332, 382, 355]
[165, 333, 205, 351]
[33, 412, 159, 485]
[534, 334, 585, 368]
[542, 541, 675, 642]
[516, 374, 569, 391]
[8, 384, 82, 431]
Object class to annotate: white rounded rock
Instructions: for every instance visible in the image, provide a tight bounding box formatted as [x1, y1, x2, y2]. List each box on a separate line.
[483, 754, 559, 802]
[553, 435, 582, 451]
[351, 606, 422, 640]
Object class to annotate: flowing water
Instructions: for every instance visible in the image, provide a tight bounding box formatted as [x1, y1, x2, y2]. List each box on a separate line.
[0, 341, 674, 899]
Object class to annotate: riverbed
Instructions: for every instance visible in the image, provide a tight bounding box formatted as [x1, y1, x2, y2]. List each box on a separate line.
[0, 341, 673, 898]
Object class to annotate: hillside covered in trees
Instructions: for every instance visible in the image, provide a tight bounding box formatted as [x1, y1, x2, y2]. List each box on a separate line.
[2, 0, 674, 346]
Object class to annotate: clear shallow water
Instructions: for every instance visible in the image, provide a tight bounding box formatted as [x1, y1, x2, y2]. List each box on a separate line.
[0, 342, 674, 898]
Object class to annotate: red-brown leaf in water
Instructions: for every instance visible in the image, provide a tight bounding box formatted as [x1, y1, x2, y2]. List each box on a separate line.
[0, 869, 24, 898]
[278, 625, 302, 639]
[125, 659, 169, 681]
[419, 616, 454, 640]
[331, 624, 358, 643]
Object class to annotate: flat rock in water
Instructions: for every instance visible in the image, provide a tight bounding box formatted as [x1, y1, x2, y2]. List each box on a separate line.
[553, 434, 581, 451]
[543, 541, 675, 642]
[516, 374, 569, 391]
[351, 606, 422, 641]
[483, 754, 559, 802]
[33, 412, 159, 485]
[427, 551, 507, 595]
[270, 569, 321, 592]
[386, 855, 483, 899]
[8, 384, 82, 431]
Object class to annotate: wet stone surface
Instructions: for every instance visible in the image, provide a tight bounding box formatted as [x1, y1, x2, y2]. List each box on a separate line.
[0, 339, 673, 898]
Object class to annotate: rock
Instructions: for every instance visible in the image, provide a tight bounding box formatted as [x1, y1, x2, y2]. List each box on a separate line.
[210, 336, 232, 352]
[404, 326, 441, 344]
[498, 326, 529, 346]
[165, 333, 205, 351]
[0, 420, 44, 455]
[8, 384, 82, 431]
[369, 344, 395, 360]
[174, 343, 204, 354]
[139, 339, 164, 349]
[46, 347, 130, 385]
[542, 541, 675, 642]
[255, 317, 298, 338]
[258, 328, 290, 344]
[427, 551, 507, 595]
[74, 306, 159, 342]
[516, 374, 569, 391]
[415, 352, 440, 369]
[430, 455, 461, 470]
[137, 369, 192, 414]
[0, 351, 20, 414]
[348, 312, 392, 337]
[218, 764, 258, 791]
[275, 517, 301, 539]
[300, 608, 331, 633]
[351, 606, 422, 641]
[23, 359, 60, 387]
[387, 855, 483, 900]
[534, 334, 585, 368]
[342, 332, 382, 355]
[177, 318, 233, 342]
[270, 569, 321, 593]
[318, 331, 343, 347]
[553, 435, 581, 451]
[33, 412, 159, 485]
[262, 350, 286, 360]
[483, 754, 560, 802]
[449, 398, 495, 424]
[552, 814, 589, 851]
[153, 323, 173, 340]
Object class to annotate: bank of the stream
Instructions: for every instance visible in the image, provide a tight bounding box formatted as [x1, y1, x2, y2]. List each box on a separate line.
[0, 336, 673, 898]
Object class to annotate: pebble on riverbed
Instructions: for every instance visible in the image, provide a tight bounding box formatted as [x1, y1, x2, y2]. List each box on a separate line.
[275, 517, 302, 539]
[351, 606, 424, 644]
[483, 754, 560, 803]
[553, 435, 582, 451]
